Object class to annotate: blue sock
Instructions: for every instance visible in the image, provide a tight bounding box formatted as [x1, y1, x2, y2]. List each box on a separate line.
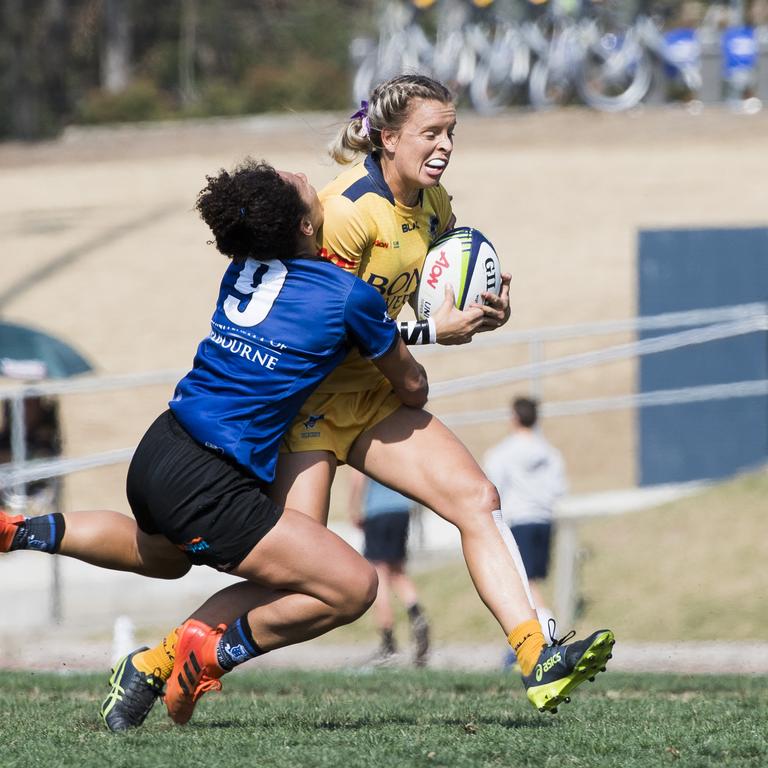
[216, 615, 264, 671]
[10, 513, 65, 553]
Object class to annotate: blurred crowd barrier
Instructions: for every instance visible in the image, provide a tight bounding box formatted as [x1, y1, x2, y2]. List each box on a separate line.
[352, 0, 768, 113]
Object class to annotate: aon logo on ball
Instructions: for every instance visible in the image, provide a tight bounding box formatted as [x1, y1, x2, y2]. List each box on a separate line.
[415, 227, 501, 320]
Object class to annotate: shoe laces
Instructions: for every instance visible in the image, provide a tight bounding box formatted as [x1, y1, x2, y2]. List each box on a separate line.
[547, 618, 575, 647]
[192, 676, 222, 701]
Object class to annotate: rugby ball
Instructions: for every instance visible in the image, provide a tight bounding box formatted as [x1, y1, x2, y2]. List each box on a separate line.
[416, 227, 502, 320]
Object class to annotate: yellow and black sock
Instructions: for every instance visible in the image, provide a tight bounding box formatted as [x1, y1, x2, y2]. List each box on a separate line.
[133, 627, 179, 680]
[508, 619, 546, 677]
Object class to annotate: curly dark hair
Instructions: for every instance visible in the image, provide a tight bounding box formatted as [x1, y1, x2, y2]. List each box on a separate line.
[195, 158, 309, 261]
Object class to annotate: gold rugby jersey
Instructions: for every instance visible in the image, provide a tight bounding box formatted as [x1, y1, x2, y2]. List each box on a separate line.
[317, 154, 453, 392]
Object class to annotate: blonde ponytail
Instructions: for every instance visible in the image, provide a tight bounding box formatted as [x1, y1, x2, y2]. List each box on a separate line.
[329, 75, 454, 165]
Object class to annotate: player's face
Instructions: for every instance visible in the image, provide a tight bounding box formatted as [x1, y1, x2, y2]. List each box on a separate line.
[383, 98, 456, 203]
[279, 171, 324, 233]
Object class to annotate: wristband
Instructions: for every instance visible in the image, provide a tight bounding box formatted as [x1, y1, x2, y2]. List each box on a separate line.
[399, 318, 436, 345]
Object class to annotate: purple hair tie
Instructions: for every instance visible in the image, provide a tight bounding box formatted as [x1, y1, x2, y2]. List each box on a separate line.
[349, 100, 370, 137]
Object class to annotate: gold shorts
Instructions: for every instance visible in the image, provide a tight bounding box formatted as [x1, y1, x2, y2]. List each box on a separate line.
[280, 378, 403, 462]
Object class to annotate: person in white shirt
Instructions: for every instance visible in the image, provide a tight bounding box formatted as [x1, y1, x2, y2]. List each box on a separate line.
[484, 396, 567, 648]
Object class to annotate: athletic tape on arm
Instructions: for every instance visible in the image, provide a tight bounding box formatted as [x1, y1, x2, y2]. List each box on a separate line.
[399, 319, 437, 345]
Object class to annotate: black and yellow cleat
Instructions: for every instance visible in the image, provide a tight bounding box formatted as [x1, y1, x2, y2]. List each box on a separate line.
[522, 628, 615, 714]
[100, 648, 164, 732]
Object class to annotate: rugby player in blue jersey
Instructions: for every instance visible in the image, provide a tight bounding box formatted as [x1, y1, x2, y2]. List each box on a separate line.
[1, 158, 429, 730]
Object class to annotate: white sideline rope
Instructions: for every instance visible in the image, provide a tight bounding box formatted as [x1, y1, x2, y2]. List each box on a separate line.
[415, 302, 768, 355]
[0, 448, 135, 488]
[430, 316, 768, 398]
[439, 379, 768, 427]
[0, 368, 186, 400]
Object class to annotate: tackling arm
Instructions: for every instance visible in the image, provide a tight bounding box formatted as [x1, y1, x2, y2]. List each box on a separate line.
[371, 338, 428, 409]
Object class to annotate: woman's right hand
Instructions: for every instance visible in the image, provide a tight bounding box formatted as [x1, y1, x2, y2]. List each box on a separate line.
[373, 340, 429, 409]
[433, 285, 485, 345]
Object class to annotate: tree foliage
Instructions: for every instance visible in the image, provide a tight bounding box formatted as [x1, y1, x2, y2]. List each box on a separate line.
[0, 0, 374, 140]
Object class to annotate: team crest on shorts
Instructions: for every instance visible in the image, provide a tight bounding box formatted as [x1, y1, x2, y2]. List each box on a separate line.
[301, 413, 324, 438]
[303, 414, 324, 430]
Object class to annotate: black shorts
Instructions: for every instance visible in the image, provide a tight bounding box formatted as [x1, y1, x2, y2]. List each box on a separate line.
[362, 511, 410, 564]
[126, 410, 283, 571]
[510, 522, 552, 580]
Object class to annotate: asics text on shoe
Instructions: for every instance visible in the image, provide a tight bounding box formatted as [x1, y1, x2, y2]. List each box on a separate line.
[100, 648, 164, 732]
[522, 628, 615, 714]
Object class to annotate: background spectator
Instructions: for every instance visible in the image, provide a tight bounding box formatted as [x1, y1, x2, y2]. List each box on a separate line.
[484, 396, 567, 663]
[348, 469, 430, 667]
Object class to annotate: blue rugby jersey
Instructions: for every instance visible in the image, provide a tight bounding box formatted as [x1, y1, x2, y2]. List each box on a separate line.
[169, 256, 398, 484]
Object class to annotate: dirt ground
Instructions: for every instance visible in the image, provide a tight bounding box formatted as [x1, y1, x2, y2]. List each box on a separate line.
[1, 105, 767, 517]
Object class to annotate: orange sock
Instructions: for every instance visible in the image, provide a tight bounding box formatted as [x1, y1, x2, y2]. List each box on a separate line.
[507, 619, 546, 676]
[132, 627, 180, 680]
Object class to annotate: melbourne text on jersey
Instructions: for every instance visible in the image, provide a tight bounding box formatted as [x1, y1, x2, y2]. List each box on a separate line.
[208, 328, 282, 370]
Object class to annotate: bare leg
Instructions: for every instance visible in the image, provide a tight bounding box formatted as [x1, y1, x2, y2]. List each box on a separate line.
[348, 407, 537, 636]
[60, 510, 190, 579]
[270, 451, 336, 524]
[370, 562, 395, 632]
[387, 561, 420, 607]
[193, 508, 377, 650]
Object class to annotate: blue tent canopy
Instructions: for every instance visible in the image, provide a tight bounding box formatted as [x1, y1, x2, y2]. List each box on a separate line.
[0, 321, 93, 380]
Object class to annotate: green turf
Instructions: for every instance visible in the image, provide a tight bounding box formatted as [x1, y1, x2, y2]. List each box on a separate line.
[1, 669, 765, 768]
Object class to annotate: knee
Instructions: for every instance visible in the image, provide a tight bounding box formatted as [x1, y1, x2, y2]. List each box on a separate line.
[335, 561, 378, 624]
[447, 478, 501, 528]
[479, 480, 501, 512]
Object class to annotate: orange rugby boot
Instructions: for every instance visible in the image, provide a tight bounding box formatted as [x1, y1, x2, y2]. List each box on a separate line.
[165, 619, 227, 724]
[0, 510, 25, 552]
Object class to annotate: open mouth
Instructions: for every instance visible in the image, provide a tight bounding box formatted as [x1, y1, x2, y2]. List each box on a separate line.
[425, 158, 448, 171]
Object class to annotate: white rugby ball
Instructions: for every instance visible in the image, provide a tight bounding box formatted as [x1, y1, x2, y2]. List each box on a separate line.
[416, 227, 501, 321]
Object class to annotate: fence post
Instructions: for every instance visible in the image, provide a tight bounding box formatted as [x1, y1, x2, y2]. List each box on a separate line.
[9, 395, 28, 508]
[553, 517, 579, 628]
[50, 479, 64, 624]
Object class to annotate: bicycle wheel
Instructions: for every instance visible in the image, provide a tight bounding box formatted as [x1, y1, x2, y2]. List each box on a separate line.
[577, 34, 653, 112]
[529, 59, 573, 110]
[470, 61, 517, 114]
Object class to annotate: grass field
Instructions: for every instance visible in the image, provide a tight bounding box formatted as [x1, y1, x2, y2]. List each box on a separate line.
[1, 669, 765, 768]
